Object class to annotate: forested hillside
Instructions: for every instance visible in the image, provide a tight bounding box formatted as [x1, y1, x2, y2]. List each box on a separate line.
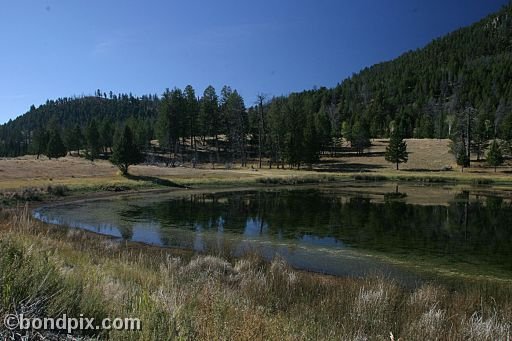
[332, 3, 512, 139]
[0, 92, 159, 157]
[1, 3, 511, 167]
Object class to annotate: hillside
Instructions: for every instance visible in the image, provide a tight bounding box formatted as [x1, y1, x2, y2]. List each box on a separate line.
[332, 3, 512, 138]
[0, 94, 159, 156]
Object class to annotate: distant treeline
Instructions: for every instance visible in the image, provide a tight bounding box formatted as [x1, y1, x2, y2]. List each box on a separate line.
[0, 92, 158, 158]
[1, 4, 512, 167]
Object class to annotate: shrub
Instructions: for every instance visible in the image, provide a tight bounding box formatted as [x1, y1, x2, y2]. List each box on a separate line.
[46, 184, 69, 196]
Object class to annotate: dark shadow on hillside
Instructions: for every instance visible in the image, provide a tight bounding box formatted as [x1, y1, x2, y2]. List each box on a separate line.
[124, 174, 189, 188]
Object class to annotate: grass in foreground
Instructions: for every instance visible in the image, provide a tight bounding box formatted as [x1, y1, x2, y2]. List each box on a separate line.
[0, 207, 511, 340]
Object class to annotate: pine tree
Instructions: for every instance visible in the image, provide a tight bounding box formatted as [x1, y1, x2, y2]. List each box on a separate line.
[255, 94, 268, 168]
[282, 94, 304, 168]
[385, 131, 408, 170]
[64, 124, 83, 156]
[157, 88, 186, 166]
[222, 89, 247, 165]
[199, 86, 220, 166]
[110, 125, 142, 175]
[302, 114, 321, 169]
[453, 138, 470, 172]
[46, 129, 67, 159]
[453, 106, 477, 168]
[85, 119, 101, 161]
[32, 128, 49, 159]
[99, 119, 114, 153]
[486, 139, 504, 172]
[350, 120, 371, 155]
[184, 85, 199, 157]
[157, 89, 173, 164]
[267, 97, 286, 168]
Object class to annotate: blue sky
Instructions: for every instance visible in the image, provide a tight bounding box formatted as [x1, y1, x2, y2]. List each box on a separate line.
[0, 0, 509, 123]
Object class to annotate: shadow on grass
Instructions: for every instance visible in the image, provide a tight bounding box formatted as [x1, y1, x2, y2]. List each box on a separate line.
[124, 174, 189, 188]
[401, 168, 450, 172]
[313, 161, 385, 173]
[335, 151, 386, 158]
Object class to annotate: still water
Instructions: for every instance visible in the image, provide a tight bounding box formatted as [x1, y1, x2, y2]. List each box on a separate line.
[34, 183, 512, 280]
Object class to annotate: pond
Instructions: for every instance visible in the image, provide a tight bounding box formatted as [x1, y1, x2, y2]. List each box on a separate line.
[33, 183, 512, 281]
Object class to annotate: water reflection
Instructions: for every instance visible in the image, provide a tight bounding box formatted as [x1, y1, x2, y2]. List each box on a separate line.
[34, 185, 512, 278]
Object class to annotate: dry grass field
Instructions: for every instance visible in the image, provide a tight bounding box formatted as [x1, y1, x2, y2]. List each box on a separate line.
[318, 138, 511, 172]
[0, 156, 262, 191]
[332, 139, 454, 171]
[1, 139, 511, 193]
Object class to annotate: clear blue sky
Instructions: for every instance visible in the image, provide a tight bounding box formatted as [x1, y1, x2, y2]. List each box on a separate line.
[0, 0, 509, 123]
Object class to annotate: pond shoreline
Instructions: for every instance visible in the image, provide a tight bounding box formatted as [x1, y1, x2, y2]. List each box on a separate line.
[2, 178, 512, 340]
[30, 180, 512, 284]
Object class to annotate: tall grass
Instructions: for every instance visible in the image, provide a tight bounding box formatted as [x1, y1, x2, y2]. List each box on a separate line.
[0, 207, 511, 340]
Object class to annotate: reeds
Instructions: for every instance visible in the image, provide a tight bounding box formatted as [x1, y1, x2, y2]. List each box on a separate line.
[0, 208, 511, 340]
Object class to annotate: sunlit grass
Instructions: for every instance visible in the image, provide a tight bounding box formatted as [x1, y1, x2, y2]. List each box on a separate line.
[1, 147, 512, 195]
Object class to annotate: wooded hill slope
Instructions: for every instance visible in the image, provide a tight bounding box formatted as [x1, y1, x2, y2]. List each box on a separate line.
[331, 2, 512, 138]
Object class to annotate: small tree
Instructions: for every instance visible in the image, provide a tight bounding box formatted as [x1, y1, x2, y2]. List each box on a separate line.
[486, 139, 504, 172]
[110, 125, 142, 175]
[46, 129, 67, 160]
[385, 131, 408, 170]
